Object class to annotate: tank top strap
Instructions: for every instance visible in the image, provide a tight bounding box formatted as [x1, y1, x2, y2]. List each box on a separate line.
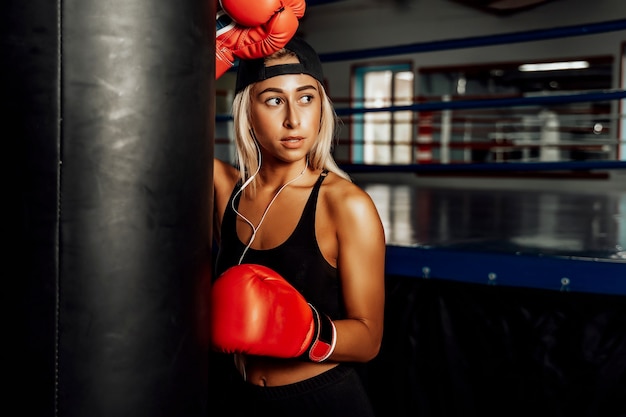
[305, 169, 329, 211]
[289, 169, 329, 241]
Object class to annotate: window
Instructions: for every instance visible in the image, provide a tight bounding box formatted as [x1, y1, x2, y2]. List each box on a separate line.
[418, 56, 618, 163]
[353, 64, 414, 164]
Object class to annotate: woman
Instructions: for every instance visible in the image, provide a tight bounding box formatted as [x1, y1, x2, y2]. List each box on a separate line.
[210, 36, 386, 416]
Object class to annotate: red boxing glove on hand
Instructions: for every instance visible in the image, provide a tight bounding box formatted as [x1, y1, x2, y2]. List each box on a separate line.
[210, 264, 337, 362]
[215, 0, 305, 79]
[220, 0, 306, 28]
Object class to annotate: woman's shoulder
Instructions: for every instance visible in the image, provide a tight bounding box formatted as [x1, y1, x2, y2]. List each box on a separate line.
[214, 158, 238, 177]
[321, 172, 379, 216]
[214, 158, 239, 190]
[320, 171, 385, 245]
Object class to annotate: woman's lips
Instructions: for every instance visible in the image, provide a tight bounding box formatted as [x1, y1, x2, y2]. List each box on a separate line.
[281, 137, 304, 148]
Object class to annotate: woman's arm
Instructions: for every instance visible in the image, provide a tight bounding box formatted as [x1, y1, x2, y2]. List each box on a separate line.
[212, 158, 239, 243]
[329, 182, 386, 363]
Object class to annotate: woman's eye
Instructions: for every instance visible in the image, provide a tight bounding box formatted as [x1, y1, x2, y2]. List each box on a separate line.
[300, 95, 314, 104]
[266, 97, 282, 106]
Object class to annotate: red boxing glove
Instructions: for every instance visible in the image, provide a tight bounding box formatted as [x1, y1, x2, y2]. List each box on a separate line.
[220, 0, 306, 28]
[210, 264, 337, 362]
[215, 0, 305, 79]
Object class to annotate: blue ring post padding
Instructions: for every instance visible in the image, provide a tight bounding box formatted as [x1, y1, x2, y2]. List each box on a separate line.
[386, 245, 626, 296]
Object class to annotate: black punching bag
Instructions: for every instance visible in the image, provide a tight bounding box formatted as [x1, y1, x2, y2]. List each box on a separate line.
[5, 0, 215, 416]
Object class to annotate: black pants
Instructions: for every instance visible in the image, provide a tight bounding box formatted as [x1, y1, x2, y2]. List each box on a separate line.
[216, 363, 376, 417]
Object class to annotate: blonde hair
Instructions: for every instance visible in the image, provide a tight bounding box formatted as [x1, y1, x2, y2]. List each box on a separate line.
[230, 53, 351, 192]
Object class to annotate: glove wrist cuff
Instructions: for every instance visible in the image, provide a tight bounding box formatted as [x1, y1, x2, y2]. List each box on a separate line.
[306, 304, 337, 362]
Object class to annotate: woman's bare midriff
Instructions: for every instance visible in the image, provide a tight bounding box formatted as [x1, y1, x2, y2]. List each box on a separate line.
[243, 355, 339, 387]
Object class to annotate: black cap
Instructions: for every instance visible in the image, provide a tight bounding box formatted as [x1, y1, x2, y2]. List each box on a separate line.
[235, 37, 324, 95]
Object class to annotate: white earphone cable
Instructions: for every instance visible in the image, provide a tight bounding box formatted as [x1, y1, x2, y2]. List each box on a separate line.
[232, 140, 308, 264]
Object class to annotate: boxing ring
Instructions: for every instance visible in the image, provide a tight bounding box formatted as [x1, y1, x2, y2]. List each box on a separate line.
[309, 19, 626, 296]
[349, 163, 626, 295]
[346, 168, 626, 416]
[312, 19, 626, 417]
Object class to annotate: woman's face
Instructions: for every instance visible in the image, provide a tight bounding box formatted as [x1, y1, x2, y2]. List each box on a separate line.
[249, 56, 322, 164]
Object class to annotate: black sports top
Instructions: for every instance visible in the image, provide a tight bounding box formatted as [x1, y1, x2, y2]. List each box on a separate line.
[214, 170, 344, 320]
